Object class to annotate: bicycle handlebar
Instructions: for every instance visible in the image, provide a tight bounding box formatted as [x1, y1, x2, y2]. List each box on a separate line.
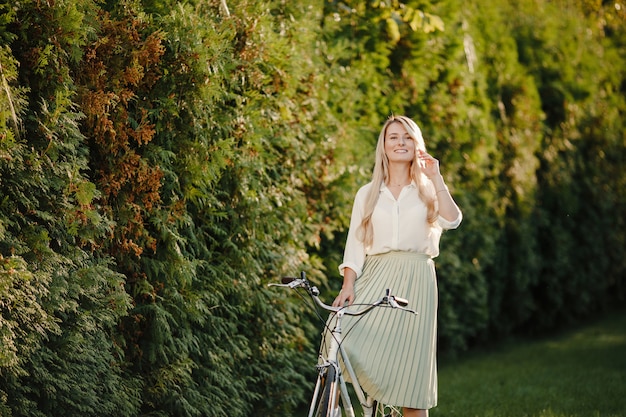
[269, 272, 417, 316]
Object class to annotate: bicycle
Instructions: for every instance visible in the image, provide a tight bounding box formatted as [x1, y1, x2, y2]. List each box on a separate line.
[269, 271, 417, 417]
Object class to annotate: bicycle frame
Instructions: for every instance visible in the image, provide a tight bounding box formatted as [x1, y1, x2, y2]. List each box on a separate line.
[312, 307, 375, 417]
[270, 272, 415, 417]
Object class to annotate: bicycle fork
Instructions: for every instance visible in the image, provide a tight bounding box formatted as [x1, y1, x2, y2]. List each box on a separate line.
[331, 314, 379, 417]
[315, 310, 359, 417]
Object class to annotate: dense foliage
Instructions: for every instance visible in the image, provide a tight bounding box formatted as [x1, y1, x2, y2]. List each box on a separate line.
[1, 0, 624, 415]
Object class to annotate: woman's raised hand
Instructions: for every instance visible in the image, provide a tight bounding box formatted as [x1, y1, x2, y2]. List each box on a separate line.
[418, 149, 441, 179]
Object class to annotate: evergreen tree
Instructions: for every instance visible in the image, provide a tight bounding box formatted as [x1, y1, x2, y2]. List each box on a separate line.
[0, 0, 624, 415]
[1, 0, 139, 415]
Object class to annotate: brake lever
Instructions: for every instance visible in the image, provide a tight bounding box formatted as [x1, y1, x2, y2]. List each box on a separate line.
[267, 277, 302, 288]
[384, 289, 418, 315]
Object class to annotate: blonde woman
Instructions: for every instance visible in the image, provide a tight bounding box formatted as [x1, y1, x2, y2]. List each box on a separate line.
[332, 115, 462, 417]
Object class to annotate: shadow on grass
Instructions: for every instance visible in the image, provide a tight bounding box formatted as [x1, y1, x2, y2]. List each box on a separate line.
[432, 310, 626, 417]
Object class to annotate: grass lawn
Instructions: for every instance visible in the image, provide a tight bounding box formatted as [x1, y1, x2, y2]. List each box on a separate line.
[431, 310, 626, 417]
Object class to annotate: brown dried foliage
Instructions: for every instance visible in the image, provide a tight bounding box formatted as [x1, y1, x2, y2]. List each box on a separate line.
[76, 9, 165, 260]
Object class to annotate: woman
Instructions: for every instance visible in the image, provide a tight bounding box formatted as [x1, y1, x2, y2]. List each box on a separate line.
[331, 115, 462, 417]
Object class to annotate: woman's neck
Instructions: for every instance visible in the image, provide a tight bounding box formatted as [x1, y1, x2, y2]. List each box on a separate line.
[386, 164, 411, 186]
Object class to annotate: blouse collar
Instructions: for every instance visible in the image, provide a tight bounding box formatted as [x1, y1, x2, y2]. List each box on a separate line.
[379, 180, 417, 191]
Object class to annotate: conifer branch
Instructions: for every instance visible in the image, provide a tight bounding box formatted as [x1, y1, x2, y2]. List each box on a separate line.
[220, 0, 230, 17]
[0, 59, 20, 141]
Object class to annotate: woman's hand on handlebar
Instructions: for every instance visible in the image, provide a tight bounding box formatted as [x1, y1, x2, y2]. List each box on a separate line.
[332, 286, 355, 307]
[333, 268, 357, 307]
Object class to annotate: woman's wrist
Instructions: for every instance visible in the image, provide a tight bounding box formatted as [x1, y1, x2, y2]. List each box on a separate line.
[431, 174, 447, 191]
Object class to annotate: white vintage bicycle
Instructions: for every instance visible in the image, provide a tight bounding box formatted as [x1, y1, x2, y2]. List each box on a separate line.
[270, 271, 417, 417]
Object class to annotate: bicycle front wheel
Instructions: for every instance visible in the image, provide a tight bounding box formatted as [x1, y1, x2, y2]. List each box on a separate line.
[310, 364, 340, 417]
[373, 400, 403, 417]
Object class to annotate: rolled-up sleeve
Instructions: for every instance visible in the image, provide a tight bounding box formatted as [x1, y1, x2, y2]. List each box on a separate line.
[338, 189, 367, 277]
[437, 210, 462, 230]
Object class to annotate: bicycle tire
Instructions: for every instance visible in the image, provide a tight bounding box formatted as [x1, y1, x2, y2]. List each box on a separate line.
[312, 365, 340, 417]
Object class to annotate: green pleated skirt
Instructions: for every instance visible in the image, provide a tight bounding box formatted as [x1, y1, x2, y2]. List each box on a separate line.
[326, 251, 438, 410]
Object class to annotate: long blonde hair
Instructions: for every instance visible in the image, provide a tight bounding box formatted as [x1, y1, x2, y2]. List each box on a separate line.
[357, 115, 438, 247]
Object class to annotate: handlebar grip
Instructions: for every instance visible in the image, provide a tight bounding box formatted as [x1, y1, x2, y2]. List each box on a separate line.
[393, 296, 409, 307]
[281, 276, 297, 284]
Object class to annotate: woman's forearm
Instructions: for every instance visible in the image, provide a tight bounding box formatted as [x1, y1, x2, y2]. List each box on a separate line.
[431, 175, 461, 222]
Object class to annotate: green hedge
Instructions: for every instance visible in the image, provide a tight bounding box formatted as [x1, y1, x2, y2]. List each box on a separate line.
[1, 0, 624, 415]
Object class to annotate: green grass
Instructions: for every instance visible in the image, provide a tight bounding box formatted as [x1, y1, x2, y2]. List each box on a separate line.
[431, 310, 626, 417]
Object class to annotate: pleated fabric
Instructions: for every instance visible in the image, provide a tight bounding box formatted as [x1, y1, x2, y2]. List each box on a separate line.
[323, 251, 438, 410]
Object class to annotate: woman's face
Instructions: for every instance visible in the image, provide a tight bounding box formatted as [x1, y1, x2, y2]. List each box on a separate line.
[384, 122, 416, 164]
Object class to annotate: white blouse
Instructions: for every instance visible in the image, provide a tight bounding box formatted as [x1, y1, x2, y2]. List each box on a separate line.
[339, 181, 462, 277]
